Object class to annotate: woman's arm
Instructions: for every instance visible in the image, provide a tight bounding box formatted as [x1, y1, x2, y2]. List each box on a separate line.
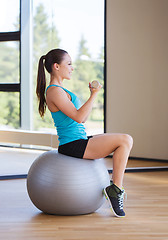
[46, 83, 102, 123]
[80, 82, 101, 123]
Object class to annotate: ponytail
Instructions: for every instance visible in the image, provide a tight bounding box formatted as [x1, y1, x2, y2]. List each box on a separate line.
[36, 49, 68, 118]
[36, 55, 46, 118]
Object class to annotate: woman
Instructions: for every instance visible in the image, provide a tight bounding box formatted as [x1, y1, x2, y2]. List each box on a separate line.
[36, 48, 133, 218]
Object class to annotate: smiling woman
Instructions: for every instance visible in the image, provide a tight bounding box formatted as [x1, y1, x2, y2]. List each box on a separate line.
[36, 47, 103, 157]
[36, 47, 133, 217]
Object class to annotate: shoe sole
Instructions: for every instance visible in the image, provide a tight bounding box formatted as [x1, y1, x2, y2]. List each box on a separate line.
[103, 188, 125, 218]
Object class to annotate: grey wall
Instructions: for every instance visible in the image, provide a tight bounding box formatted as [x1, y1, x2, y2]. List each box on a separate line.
[106, 0, 168, 159]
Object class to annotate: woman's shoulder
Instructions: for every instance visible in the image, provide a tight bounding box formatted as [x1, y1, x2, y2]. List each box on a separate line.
[46, 84, 72, 102]
[46, 84, 61, 91]
[46, 85, 66, 95]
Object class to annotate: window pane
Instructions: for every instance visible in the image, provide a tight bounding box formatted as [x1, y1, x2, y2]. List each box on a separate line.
[0, 42, 20, 83]
[0, 0, 20, 32]
[33, 0, 104, 135]
[0, 92, 20, 129]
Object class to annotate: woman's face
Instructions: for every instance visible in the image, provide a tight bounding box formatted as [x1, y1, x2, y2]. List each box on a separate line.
[57, 54, 74, 80]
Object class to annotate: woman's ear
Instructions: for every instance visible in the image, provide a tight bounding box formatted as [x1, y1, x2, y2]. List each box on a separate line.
[53, 63, 59, 71]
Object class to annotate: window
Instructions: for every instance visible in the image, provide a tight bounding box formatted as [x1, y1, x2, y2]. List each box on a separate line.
[33, 0, 104, 135]
[0, 0, 20, 130]
[0, 42, 20, 84]
[0, 0, 105, 134]
[0, 0, 20, 32]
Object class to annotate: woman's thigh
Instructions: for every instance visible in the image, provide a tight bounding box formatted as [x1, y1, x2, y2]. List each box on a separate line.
[83, 133, 129, 159]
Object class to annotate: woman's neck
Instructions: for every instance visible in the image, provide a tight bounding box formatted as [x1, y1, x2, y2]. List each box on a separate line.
[50, 75, 63, 86]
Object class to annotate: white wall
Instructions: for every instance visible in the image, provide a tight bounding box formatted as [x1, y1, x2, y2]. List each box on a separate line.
[106, 0, 168, 159]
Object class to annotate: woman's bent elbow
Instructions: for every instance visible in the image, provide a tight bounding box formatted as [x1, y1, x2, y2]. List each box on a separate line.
[76, 119, 83, 124]
[74, 116, 83, 123]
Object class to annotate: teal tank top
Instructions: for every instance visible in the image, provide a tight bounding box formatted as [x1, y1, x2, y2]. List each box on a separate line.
[46, 84, 87, 146]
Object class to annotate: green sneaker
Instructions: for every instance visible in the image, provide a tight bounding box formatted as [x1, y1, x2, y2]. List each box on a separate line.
[104, 184, 126, 217]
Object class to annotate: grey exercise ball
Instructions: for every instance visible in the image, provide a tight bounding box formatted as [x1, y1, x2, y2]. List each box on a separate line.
[27, 150, 110, 215]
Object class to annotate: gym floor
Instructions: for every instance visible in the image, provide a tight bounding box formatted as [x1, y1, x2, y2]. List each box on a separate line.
[0, 147, 168, 240]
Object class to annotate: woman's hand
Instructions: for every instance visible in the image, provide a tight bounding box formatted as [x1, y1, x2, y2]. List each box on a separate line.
[89, 81, 102, 95]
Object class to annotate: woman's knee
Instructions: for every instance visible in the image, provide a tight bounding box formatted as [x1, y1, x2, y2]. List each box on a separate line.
[121, 134, 133, 150]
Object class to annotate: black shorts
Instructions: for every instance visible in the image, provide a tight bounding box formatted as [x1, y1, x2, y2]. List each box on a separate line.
[58, 136, 93, 159]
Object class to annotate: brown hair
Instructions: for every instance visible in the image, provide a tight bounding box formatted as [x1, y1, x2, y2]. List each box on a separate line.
[36, 49, 68, 117]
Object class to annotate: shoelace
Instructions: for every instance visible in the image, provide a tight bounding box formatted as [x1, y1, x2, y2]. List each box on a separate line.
[117, 190, 127, 210]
